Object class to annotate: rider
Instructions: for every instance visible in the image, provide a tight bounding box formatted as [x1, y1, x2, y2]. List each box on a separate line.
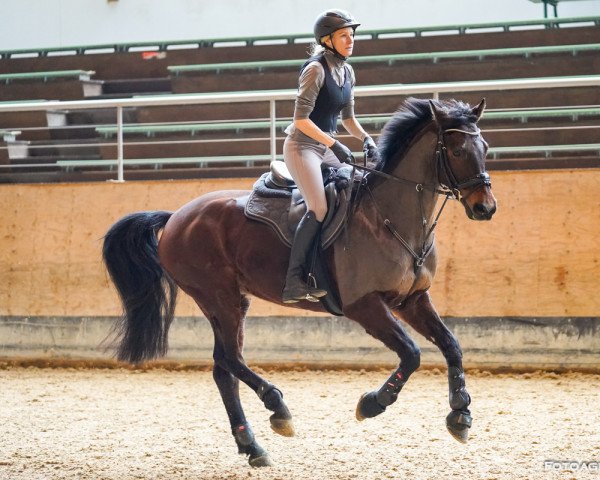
[281, 9, 378, 303]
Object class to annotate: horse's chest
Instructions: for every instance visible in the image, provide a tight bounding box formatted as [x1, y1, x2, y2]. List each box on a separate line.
[334, 244, 437, 306]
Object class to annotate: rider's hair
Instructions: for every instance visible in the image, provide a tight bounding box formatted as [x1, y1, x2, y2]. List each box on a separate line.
[308, 41, 325, 57]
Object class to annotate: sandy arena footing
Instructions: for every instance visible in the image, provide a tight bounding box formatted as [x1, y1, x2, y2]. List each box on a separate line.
[1, 367, 599, 479]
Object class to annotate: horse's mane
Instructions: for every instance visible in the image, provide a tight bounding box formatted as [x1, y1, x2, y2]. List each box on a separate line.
[375, 97, 478, 173]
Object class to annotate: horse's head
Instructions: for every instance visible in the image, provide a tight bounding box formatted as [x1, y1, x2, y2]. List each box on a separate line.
[430, 99, 497, 221]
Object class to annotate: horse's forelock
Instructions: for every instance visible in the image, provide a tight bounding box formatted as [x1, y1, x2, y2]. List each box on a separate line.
[436, 99, 479, 127]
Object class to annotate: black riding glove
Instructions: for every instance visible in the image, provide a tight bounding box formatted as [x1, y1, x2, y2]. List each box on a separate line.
[330, 140, 355, 164]
[363, 136, 379, 162]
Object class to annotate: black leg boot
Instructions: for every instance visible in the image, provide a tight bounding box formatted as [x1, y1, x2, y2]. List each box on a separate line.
[282, 210, 328, 303]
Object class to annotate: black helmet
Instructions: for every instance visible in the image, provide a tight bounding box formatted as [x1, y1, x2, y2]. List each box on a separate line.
[313, 9, 360, 45]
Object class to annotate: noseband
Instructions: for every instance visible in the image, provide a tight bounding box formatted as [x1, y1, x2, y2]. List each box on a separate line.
[435, 128, 491, 201]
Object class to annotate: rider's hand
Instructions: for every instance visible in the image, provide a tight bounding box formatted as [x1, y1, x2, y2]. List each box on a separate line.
[363, 136, 379, 162]
[330, 140, 355, 164]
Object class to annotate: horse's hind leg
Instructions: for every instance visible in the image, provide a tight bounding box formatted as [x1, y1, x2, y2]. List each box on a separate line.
[395, 291, 472, 443]
[344, 292, 422, 421]
[212, 336, 272, 467]
[214, 309, 296, 439]
[192, 289, 294, 466]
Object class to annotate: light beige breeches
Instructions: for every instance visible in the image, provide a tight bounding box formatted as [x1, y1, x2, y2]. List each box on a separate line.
[283, 135, 345, 222]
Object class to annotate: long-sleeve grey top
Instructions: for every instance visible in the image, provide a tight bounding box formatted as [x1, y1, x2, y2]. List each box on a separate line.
[285, 49, 356, 138]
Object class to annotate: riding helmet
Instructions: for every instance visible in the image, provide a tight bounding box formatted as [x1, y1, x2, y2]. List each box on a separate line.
[313, 9, 360, 44]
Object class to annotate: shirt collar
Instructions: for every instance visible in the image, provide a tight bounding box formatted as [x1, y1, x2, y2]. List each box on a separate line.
[323, 49, 346, 69]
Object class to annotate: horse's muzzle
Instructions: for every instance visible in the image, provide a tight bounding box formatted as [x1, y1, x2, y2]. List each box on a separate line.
[470, 201, 496, 220]
[463, 189, 497, 221]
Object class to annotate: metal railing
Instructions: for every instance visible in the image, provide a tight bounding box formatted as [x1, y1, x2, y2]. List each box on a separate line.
[1, 75, 599, 181]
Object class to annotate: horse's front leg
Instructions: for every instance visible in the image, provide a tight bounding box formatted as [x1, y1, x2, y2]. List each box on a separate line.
[395, 290, 472, 443]
[344, 292, 421, 421]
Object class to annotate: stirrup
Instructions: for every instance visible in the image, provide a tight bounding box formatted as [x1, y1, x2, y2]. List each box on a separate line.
[282, 284, 327, 304]
[282, 290, 327, 304]
[283, 294, 319, 304]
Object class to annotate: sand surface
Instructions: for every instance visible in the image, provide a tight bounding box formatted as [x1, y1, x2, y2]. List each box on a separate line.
[0, 366, 599, 480]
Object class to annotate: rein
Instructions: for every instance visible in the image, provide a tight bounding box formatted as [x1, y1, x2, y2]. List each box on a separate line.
[346, 155, 448, 195]
[345, 126, 491, 304]
[347, 127, 490, 201]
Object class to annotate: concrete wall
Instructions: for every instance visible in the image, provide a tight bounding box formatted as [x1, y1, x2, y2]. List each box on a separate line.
[1, 316, 598, 371]
[1, 0, 599, 51]
[0, 169, 599, 369]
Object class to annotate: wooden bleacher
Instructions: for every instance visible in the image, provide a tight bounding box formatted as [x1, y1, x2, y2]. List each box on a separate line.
[169, 43, 600, 74]
[0, 70, 96, 102]
[0, 16, 598, 182]
[0, 16, 598, 83]
[10, 106, 598, 170]
[168, 43, 600, 94]
[1, 16, 597, 79]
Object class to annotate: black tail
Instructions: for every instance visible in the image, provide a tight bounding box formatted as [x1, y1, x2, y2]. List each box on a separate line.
[102, 211, 177, 364]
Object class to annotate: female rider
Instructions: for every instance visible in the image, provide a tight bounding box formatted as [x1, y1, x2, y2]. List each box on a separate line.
[282, 9, 378, 303]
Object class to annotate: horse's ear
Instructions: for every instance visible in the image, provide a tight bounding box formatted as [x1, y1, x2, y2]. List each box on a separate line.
[429, 100, 444, 125]
[472, 98, 486, 122]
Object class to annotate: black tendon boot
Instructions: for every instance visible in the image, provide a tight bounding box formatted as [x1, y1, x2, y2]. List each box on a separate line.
[282, 211, 328, 303]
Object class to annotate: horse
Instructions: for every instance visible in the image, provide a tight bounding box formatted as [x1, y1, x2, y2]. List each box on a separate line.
[102, 97, 497, 467]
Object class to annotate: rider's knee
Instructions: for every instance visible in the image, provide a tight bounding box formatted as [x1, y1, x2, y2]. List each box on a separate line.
[312, 204, 327, 222]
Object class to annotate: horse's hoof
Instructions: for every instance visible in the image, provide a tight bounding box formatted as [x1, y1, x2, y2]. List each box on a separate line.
[355, 391, 386, 421]
[249, 453, 273, 468]
[355, 393, 368, 421]
[446, 425, 469, 444]
[270, 415, 296, 437]
[446, 410, 472, 444]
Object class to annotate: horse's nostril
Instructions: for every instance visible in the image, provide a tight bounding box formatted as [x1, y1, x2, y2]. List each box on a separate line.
[473, 203, 495, 219]
[474, 204, 488, 215]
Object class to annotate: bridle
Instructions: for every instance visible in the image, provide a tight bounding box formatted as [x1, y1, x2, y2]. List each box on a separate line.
[345, 125, 492, 304]
[435, 127, 491, 201]
[347, 127, 490, 200]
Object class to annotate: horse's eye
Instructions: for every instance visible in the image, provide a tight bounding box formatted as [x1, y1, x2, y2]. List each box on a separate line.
[452, 149, 463, 157]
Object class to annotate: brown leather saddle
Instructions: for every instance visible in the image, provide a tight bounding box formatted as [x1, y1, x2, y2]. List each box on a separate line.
[244, 161, 353, 250]
[243, 161, 356, 316]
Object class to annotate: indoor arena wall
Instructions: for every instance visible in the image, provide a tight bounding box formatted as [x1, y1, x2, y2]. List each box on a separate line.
[1, 169, 598, 369]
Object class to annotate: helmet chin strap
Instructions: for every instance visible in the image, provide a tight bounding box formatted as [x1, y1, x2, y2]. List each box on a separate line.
[324, 34, 348, 61]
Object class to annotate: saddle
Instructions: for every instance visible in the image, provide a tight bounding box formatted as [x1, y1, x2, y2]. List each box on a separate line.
[244, 161, 356, 316]
[244, 161, 354, 249]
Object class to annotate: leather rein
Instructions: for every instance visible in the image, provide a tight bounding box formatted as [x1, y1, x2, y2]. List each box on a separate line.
[349, 127, 490, 200]
[345, 126, 491, 301]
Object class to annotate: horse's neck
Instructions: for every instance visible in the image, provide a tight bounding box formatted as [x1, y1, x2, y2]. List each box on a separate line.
[368, 130, 439, 238]
[391, 129, 437, 187]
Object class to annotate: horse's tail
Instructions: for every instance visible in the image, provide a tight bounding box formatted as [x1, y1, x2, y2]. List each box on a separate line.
[102, 210, 177, 364]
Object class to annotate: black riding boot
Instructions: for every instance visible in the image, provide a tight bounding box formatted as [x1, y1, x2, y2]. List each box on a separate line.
[282, 211, 328, 303]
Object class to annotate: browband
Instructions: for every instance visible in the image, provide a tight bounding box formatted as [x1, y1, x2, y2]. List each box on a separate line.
[444, 128, 481, 136]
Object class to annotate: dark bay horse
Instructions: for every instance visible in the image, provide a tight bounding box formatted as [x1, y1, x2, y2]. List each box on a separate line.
[103, 98, 496, 467]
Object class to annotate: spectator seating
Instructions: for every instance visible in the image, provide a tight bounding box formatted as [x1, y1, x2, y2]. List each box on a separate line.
[168, 43, 600, 94]
[0, 15, 598, 182]
[0, 70, 96, 101]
